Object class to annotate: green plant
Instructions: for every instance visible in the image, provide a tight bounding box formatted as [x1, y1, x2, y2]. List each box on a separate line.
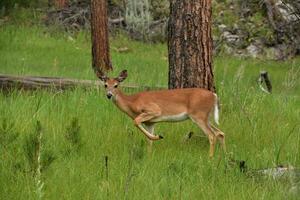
[0, 24, 299, 199]
[125, 0, 153, 41]
[64, 117, 82, 153]
[0, 0, 41, 15]
[23, 121, 44, 172]
[0, 118, 19, 148]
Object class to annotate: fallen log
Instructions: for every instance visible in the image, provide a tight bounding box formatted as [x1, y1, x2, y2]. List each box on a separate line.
[0, 74, 162, 91]
[0, 74, 99, 91]
[109, 17, 125, 25]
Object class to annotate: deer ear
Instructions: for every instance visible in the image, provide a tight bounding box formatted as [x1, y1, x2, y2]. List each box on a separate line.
[96, 71, 108, 82]
[116, 70, 127, 82]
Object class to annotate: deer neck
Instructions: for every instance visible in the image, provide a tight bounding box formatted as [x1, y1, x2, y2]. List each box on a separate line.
[112, 89, 133, 115]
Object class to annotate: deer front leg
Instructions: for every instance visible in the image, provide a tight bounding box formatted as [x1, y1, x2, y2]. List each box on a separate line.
[134, 112, 163, 141]
[144, 123, 155, 152]
[136, 124, 163, 141]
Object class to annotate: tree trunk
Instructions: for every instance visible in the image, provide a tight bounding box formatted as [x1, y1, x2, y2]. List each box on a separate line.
[168, 0, 215, 92]
[91, 0, 113, 74]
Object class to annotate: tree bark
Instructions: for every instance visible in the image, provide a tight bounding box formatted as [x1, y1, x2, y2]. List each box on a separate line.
[168, 0, 215, 92]
[91, 0, 113, 74]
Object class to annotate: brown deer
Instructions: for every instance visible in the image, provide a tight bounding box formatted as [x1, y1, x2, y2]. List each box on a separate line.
[97, 70, 225, 157]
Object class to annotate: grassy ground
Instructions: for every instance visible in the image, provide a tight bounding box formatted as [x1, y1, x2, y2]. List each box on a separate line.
[0, 24, 300, 199]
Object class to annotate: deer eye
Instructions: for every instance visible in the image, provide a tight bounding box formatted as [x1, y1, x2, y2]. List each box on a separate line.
[104, 84, 108, 88]
[114, 85, 118, 88]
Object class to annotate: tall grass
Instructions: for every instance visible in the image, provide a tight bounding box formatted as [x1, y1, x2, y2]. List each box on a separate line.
[0, 25, 299, 199]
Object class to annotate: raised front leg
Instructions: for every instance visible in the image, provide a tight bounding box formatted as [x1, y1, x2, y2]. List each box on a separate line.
[134, 109, 163, 141]
[134, 112, 157, 125]
[133, 104, 163, 141]
[143, 122, 155, 152]
[135, 123, 163, 141]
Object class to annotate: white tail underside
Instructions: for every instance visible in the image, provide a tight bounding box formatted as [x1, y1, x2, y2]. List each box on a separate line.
[213, 93, 219, 125]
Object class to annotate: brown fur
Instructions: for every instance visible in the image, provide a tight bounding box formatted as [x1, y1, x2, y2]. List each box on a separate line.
[99, 70, 226, 157]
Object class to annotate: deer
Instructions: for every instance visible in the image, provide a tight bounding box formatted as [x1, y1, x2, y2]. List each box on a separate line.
[97, 70, 226, 157]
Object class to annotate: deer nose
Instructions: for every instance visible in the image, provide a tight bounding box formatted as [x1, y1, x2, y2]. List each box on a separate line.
[107, 93, 112, 99]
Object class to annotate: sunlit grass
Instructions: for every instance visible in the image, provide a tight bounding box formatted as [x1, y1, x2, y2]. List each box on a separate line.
[0, 24, 299, 199]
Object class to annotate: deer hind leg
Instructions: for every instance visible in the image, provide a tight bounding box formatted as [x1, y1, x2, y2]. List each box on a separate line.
[211, 125, 226, 153]
[190, 114, 217, 157]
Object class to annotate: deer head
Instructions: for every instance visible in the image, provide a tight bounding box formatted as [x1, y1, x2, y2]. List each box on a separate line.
[97, 70, 128, 99]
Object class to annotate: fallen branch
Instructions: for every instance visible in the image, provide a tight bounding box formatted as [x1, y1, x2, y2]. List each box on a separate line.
[0, 74, 165, 91]
[0, 74, 99, 91]
[109, 17, 125, 24]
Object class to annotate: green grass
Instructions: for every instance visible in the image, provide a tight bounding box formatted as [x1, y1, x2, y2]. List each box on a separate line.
[0, 24, 168, 86]
[0, 24, 300, 199]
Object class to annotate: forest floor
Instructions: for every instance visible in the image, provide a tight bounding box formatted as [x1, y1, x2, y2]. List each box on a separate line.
[0, 23, 300, 199]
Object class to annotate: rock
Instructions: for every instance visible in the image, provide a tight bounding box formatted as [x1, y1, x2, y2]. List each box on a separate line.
[233, 23, 239, 32]
[148, 19, 167, 42]
[219, 11, 224, 17]
[246, 44, 262, 58]
[222, 31, 240, 45]
[256, 166, 297, 179]
[275, 0, 298, 23]
[223, 44, 234, 54]
[265, 47, 278, 60]
[218, 24, 227, 32]
[255, 165, 300, 197]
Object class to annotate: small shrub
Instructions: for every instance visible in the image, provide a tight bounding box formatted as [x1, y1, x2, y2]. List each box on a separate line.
[0, 0, 40, 15]
[125, 0, 153, 41]
[23, 121, 55, 174]
[0, 118, 19, 148]
[64, 117, 82, 153]
[23, 121, 42, 174]
[41, 149, 56, 172]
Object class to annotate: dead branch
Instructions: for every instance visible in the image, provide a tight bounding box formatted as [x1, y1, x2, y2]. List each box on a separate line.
[0, 74, 164, 92]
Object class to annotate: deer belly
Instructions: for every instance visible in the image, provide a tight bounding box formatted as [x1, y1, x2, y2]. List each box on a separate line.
[150, 113, 189, 122]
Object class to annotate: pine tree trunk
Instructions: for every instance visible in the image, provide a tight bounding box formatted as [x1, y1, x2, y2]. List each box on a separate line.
[168, 0, 215, 92]
[91, 0, 113, 73]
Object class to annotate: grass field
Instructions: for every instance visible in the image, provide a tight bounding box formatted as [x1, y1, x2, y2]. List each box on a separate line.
[0, 23, 300, 199]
